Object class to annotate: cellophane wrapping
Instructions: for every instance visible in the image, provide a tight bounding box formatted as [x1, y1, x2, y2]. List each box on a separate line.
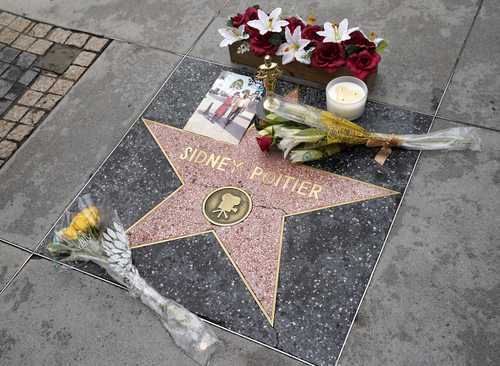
[48, 195, 219, 365]
[258, 95, 481, 162]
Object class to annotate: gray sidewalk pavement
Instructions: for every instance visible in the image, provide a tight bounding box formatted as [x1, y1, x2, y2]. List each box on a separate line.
[1, 0, 499, 365]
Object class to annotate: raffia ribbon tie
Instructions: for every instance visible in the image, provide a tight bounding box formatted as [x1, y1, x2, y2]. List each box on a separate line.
[366, 134, 402, 165]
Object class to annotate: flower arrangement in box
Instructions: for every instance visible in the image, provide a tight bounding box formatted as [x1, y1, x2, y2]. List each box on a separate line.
[218, 6, 387, 85]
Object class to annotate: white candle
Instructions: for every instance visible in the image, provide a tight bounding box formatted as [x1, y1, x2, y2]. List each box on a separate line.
[326, 76, 368, 120]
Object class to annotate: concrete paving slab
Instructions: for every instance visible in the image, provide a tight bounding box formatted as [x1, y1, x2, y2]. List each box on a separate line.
[191, 0, 479, 114]
[0, 0, 223, 54]
[438, 1, 500, 130]
[337, 119, 500, 366]
[0, 41, 180, 248]
[0, 241, 29, 290]
[0, 257, 304, 366]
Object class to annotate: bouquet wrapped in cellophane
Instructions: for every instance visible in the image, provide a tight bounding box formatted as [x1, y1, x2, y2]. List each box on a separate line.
[255, 94, 481, 163]
[48, 195, 218, 366]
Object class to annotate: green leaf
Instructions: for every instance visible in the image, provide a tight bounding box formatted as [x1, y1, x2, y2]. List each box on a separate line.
[345, 44, 362, 57]
[265, 113, 288, 123]
[269, 33, 283, 46]
[226, 18, 233, 27]
[294, 128, 326, 138]
[376, 40, 388, 53]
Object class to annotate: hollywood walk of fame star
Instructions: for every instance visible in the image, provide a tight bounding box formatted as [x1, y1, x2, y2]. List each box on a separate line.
[127, 118, 398, 324]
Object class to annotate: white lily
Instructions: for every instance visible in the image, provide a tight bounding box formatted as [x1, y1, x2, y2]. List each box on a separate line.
[317, 19, 358, 43]
[359, 30, 385, 47]
[247, 7, 289, 35]
[276, 26, 311, 64]
[218, 25, 249, 47]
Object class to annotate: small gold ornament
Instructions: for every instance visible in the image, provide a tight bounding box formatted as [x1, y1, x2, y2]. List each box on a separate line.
[306, 14, 316, 25]
[255, 55, 282, 96]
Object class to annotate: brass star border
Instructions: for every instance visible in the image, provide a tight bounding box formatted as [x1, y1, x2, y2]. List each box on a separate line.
[126, 119, 399, 325]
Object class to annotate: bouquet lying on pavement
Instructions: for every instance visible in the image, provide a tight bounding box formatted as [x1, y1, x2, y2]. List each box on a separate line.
[48, 195, 218, 366]
[256, 94, 481, 163]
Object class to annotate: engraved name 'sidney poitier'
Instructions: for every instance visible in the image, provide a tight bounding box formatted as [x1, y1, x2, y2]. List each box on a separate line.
[179, 146, 323, 199]
[127, 120, 397, 325]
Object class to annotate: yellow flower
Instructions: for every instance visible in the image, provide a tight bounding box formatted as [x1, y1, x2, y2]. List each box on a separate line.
[81, 206, 100, 227]
[70, 213, 91, 232]
[62, 226, 78, 240]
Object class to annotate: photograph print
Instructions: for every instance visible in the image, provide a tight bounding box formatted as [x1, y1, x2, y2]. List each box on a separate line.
[184, 70, 264, 144]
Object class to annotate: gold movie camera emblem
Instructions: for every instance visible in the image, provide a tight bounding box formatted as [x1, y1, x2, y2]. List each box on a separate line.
[203, 187, 252, 226]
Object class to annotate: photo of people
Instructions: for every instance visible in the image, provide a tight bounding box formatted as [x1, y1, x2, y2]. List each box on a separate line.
[184, 71, 264, 144]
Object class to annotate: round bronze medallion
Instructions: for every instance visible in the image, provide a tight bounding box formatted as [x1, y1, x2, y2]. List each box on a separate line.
[202, 187, 252, 226]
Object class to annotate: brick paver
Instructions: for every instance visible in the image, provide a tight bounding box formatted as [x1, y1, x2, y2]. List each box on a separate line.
[84, 36, 108, 52]
[49, 79, 74, 95]
[28, 39, 53, 55]
[12, 34, 36, 50]
[0, 12, 109, 168]
[6, 124, 33, 141]
[35, 93, 62, 110]
[0, 120, 15, 137]
[65, 32, 89, 48]
[0, 12, 16, 26]
[0, 140, 16, 159]
[31, 75, 56, 92]
[18, 90, 43, 106]
[28, 23, 52, 38]
[73, 51, 96, 67]
[4, 105, 28, 121]
[8, 17, 32, 32]
[0, 28, 19, 44]
[47, 28, 71, 44]
[20, 109, 45, 125]
[63, 65, 86, 80]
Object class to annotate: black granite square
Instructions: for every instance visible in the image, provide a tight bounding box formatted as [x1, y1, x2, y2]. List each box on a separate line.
[15, 51, 37, 69]
[2, 65, 24, 81]
[17, 69, 38, 86]
[40, 58, 432, 366]
[0, 61, 9, 76]
[0, 79, 13, 98]
[34, 43, 80, 74]
[0, 98, 12, 115]
[0, 47, 20, 63]
[4, 82, 25, 101]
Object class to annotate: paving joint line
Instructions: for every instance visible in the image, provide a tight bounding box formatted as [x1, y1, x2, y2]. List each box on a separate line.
[0, 238, 33, 253]
[435, 114, 500, 133]
[335, 0, 485, 364]
[30, 13, 220, 257]
[0, 14, 219, 295]
[0, 8, 215, 62]
[0, 4, 487, 363]
[0, 12, 316, 366]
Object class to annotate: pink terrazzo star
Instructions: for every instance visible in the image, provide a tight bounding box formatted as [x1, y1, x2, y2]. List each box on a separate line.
[127, 119, 398, 324]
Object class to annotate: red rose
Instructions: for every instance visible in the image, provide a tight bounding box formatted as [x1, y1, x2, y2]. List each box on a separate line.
[256, 135, 273, 152]
[343, 30, 375, 50]
[231, 6, 259, 28]
[244, 6, 259, 21]
[245, 24, 260, 39]
[346, 49, 381, 79]
[249, 33, 279, 56]
[286, 16, 305, 34]
[302, 24, 324, 43]
[231, 13, 246, 28]
[311, 42, 345, 73]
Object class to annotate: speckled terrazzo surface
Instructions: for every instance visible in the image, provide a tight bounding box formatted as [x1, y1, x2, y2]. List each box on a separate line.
[40, 58, 432, 366]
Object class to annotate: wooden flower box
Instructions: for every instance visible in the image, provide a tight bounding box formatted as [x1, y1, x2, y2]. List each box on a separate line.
[228, 41, 377, 89]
